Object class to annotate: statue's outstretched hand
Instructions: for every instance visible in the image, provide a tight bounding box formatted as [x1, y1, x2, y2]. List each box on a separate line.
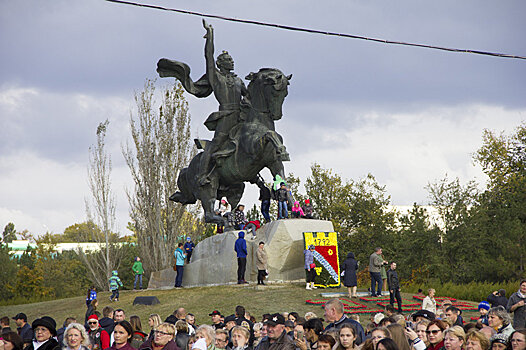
[203, 18, 213, 38]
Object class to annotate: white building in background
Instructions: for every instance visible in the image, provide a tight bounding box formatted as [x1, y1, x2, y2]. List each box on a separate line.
[6, 240, 127, 258]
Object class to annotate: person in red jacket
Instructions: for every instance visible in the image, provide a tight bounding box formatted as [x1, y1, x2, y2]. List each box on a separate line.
[87, 315, 110, 350]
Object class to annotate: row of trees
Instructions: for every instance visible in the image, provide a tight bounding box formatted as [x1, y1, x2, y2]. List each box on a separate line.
[0, 236, 140, 304]
[287, 123, 525, 284]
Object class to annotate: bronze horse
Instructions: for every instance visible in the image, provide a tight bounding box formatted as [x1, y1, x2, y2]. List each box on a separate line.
[170, 68, 291, 224]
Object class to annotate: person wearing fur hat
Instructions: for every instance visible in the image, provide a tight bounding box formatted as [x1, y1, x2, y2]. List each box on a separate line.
[489, 334, 508, 350]
[87, 315, 110, 350]
[25, 316, 60, 350]
[477, 301, 491, 326]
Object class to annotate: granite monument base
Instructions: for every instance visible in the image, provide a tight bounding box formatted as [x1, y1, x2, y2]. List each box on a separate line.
[148, 219, 334, 288]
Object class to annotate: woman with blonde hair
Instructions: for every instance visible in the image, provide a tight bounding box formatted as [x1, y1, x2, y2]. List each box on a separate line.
[147, 315, 163, 341]
[371, 328, 393, 349]
[62, 323, 90, 350]
[386, 324, 411, 350]
[414, 320, 431, 347]
[422, 290, 437, 314]
[138, 323, 177, 350]
[465, 329, 490, 350]
[195, 325, 215, 350]
[231, 326, 251, 350]
[444, 326, 466, 350]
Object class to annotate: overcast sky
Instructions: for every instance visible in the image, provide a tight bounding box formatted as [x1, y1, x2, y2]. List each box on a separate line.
[1, 0, 525, 236]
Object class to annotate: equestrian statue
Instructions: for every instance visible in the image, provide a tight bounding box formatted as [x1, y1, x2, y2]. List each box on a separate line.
[156, 19, 291, 224]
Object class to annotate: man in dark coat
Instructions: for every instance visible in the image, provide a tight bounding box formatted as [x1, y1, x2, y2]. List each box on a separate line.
[99, 306, 115, 335]
[342, 252, 358, 298]
[257, 179, 271, 223]
[488, 289, 508, 308]
[13, 313, 33, 347]
[323, 299, 365, 345]
[255, 313, 295, 350]
[387, 262, 402, 313]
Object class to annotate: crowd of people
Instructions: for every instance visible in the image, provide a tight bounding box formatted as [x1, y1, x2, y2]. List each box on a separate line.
[2, 290, 524, 350]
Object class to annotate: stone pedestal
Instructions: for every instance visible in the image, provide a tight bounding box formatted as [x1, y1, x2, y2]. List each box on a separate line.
[148, 219, 334, 288]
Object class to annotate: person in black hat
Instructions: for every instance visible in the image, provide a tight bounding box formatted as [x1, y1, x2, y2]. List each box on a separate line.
[209, 311, 224, 330]
[25, 316, 60, 350]
[411, 310, 436, 322]
[12, 313, 33, 347]
[255, 313, 295, 350]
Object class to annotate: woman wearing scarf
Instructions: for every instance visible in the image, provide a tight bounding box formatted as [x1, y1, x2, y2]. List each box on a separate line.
[507, 279, 526, 330]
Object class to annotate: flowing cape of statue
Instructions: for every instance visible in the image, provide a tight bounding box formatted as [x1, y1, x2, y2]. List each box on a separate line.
[157, 58, 213, 98]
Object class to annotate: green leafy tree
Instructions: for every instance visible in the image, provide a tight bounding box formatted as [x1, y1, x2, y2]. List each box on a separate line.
[18, 245, 37, 269]
[62, 221, 107, 242]
[246, 204, 263, 222]
[303, 164, 396, 266]
[2, 222, 17, 243]
[0, 243, 18, 300]
[474, 123, 526, 277]
[394, 204, 442, 283]
[425, 176, 492, 282]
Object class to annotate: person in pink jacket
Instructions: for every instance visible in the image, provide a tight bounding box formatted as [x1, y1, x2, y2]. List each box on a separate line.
[291, 201, 305, 218]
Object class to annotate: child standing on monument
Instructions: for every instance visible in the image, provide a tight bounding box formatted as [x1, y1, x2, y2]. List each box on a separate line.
[276, 183, 289, 219]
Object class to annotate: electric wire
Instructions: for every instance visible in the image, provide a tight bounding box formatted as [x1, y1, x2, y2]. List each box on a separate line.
[104, 0, 526, 61]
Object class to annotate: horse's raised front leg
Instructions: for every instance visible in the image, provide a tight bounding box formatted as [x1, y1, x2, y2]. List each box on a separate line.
[200, 183, 226, 225]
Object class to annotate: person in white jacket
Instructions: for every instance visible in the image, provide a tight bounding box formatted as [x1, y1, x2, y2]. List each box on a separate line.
[422, 289, 437, 314]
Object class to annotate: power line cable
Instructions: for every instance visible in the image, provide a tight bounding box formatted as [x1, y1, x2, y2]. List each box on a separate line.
[104, 0, 526, 61]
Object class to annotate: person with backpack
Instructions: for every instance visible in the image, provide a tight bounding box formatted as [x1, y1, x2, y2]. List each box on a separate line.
[109, 271, 123, 302]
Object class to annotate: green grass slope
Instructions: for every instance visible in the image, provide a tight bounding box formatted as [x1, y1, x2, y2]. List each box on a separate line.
[0, 284, 479, 327]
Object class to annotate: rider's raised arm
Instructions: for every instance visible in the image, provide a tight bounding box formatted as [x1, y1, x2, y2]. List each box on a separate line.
[203, 19, 217, 85]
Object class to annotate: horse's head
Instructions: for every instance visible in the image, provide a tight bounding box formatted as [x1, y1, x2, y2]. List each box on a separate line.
[246, 68, 292, 120]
